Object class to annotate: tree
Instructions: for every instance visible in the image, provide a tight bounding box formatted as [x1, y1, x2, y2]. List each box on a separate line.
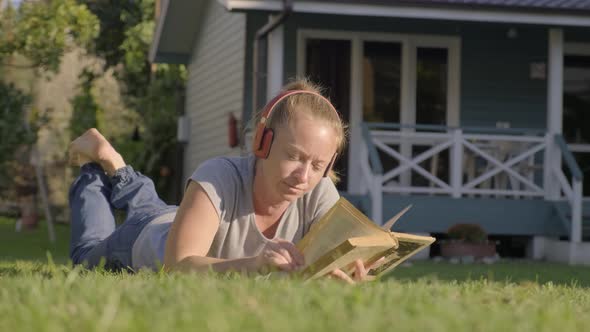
[0, 83, 32, 191]
[0, 0, 98, 229]
[0, 0, 98, 176]
[0, 0, 98, 72]
[78, 0, 186, 203]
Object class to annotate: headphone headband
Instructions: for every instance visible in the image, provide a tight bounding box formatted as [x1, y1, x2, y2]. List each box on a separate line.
[257, 90, 339, 126]
[252, 89, 340, 177]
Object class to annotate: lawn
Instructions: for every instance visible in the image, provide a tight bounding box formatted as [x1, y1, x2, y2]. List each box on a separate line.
[1, 216, 590, 332]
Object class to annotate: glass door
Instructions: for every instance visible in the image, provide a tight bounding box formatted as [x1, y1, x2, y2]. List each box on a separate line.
[305, 38, 351, 190]
[415, 46, 450, 186]
[362, 41, 402, 123]
[362, 41, 403, 184]
[362, 42, 450, 187]
[300, 32, 459, 194]
[416, 47, 448, 127]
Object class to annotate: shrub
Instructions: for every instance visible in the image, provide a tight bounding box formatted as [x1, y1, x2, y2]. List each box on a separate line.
[447, 223, 488, 244]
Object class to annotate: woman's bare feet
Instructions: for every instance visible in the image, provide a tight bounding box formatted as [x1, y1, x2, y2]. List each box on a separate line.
[69, 128, 126, 176]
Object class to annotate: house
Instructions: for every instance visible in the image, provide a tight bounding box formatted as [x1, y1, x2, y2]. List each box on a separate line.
[150, 0, 590, 264]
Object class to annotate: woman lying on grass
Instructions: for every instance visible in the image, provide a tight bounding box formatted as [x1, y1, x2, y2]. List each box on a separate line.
[69, 79, 378, 283]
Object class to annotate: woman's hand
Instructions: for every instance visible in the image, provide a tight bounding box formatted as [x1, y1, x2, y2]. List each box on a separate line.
[328, 257, 386, 284]
[255, 239, 305, 273]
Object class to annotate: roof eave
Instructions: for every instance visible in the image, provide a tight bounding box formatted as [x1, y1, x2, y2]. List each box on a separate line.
[149, 0, 203, 64]
[223, 0, 590, 27]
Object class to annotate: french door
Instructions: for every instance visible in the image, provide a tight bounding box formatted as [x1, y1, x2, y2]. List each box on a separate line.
[299, 31, 460, 192]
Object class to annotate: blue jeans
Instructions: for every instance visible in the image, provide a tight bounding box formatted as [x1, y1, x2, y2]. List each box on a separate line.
[69, 163, 177, 271]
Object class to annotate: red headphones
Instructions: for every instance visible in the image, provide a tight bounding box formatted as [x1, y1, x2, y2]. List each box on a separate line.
[252, 90, 340, 177]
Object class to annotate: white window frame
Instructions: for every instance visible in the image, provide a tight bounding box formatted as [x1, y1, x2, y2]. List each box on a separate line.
[296, 29, 461, 193]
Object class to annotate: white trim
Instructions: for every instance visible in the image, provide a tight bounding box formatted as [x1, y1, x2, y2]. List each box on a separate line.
[377, 139, 453, 188]
[549, 32, 567, 134]
[554, 167, 574, 202]
[223, 1, 590, 27]
[266, 14, 284, 98]
[450, 129, 463, 198]
[462, 141, 546, 192]
[545, 29, 564, 201]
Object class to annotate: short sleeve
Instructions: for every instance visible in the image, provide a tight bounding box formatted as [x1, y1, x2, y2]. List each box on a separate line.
[188, 158, 240, 222]
[303, 177, 340, 232]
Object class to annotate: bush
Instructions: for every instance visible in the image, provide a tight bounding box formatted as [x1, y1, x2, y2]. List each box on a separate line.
[0, 83, 35, 197]
[447, 223, 488, 244]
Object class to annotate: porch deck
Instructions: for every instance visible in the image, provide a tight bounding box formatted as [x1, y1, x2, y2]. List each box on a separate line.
[344, 123, 587, 242]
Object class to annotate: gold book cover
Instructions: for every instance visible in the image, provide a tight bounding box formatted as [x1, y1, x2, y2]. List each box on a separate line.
[296, 198, 435, 280]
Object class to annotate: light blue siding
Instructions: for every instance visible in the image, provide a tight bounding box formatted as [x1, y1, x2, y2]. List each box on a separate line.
[184, 0, 246, 178]
[460, 25, 547, 129]
[242, 13, 268, 122]
[275, 14, 590, 130]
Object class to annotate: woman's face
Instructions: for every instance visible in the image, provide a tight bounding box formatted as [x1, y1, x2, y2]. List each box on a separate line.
[260, 112, 338, 202]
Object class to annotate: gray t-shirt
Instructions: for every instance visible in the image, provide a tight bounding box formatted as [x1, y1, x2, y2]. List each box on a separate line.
[131, 154, 340, 270]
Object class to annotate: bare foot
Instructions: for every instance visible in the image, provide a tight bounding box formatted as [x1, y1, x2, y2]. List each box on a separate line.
[69, 128, 126, 176]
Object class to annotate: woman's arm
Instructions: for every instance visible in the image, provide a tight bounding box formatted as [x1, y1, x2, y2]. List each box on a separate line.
[163, 181, 219, 271]
[163, 181, 303, 274]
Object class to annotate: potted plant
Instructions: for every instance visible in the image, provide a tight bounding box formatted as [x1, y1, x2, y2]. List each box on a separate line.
[440, 223, 496, 258]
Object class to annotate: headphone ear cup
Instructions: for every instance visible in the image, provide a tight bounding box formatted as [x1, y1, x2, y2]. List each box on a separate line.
[256, 128, 274, 159]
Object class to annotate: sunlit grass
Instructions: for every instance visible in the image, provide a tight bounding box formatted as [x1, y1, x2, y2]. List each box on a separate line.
[2, 216, 590, 332]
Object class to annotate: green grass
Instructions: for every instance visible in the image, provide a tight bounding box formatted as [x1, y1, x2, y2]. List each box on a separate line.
[2, 216, 590, 332]
[0, 216, 70, 263]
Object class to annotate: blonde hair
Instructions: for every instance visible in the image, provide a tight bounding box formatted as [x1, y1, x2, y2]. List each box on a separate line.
[251, 78, 348, 183]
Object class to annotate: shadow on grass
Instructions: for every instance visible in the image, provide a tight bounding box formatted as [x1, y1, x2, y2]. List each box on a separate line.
[385, 260, 590, 288]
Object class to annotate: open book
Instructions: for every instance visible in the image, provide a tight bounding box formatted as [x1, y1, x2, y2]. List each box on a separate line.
[295, 198, 435, 280]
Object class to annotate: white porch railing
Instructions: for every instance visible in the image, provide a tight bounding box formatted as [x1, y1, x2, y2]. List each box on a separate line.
[359, 123, 583, 243]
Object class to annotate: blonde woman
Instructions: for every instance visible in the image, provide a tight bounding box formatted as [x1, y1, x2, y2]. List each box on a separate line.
[69, 79, 374, 283]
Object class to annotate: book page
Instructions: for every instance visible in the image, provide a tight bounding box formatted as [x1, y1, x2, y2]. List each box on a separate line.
[300, 236, 394, 280]
[295, 198, 435, 280]
[369, 232, 435, 277]
[296, 198, 389, 269]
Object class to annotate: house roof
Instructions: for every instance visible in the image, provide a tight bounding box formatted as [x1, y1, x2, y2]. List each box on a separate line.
[150, 0, 590, 64]
[221, 0, 590, 20]
[149, 0, 204, 64]
[291, 1, 590, 13]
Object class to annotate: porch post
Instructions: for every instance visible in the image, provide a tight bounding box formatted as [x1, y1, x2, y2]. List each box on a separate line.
[267, 15, 284, 98]
[371, 175, 383, 225]
[450, 129, 463, 198]
[544, 28, 563, 200]
[400, 40, 416, 188]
